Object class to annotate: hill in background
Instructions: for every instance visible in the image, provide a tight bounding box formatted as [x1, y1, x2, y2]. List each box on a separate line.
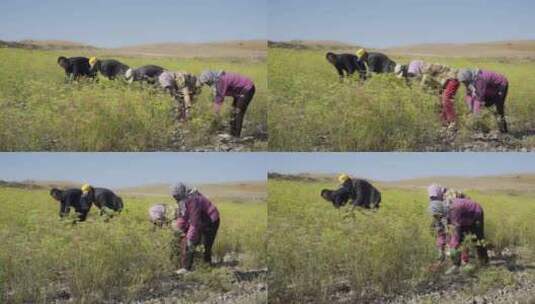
[269, 39, 535, 58]
[268, 172, 535, 193]
[0, 179, 266, 202]
[0, 39, 266, 59]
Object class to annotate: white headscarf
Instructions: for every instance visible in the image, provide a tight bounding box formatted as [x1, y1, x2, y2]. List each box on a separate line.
[199, 70, 223, 86]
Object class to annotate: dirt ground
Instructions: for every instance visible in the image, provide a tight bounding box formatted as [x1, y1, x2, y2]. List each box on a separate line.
[322, 247, 535, 304]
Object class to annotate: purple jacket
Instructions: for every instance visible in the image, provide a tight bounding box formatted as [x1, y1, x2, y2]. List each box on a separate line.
[448, 198, 483, 248]
[467, 70, 508, 107]
[407, 60, 424, 75]
[149, 204, 166, 222]
[214, 72, 254, 105]
[177, 193, 220, 242]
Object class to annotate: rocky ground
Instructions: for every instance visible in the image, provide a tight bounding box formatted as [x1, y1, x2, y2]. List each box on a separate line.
[311, 127, 535, 152]
[169, 125, 267, 152]
[46, 267, 267, 304]
[327, 247, 535, 304]
[428, 125, 535, 152]
[133, 268, 268, 304]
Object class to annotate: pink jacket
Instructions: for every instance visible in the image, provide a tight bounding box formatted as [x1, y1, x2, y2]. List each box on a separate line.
[466, 70, 508, 113]
[214, 72, 254, 105]
[176, 193, 220, 242]
[448, 198, 483, 248]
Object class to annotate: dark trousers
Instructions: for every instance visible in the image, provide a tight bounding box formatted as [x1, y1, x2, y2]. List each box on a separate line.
[181, 219, 220, 270]
[486, 84, 508, 133]
[231, 86, 255, 137]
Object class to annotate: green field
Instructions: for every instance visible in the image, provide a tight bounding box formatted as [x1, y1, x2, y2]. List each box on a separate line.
[268, 179, 535, 303]
[0, 48, 267, 151]
[268, 48, 535, 151]
[0, 187, 267, 303]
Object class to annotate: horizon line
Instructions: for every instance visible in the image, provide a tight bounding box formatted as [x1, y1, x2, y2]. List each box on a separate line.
[268, 171, 535, 183]
[268, 38, 535, 49]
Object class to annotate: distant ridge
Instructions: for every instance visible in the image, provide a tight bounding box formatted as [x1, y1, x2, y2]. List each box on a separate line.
[268, 40, 360, 51]
[0, 179, 78, 190]
[111, 40, 266, 58]
[0, 39, 98, 50]
[268, 173, 535, 192]
[269, 39, 535, 58]
[385, 40, 535, 58]
[0, 39, 266, 59]
[0, 180, 266, 202]
[118, 181, 266, 202]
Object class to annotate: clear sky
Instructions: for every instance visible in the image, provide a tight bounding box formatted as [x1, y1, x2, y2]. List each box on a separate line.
[0, 153, 268, 188]
[268, 153, 535, 181]
[0, 0, 266, 47]
[269, 0, 535, 48]
[2, 153, 535, 186]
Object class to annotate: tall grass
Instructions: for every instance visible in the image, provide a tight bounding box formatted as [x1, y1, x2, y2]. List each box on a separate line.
[0, 48, 267, 151]
[268, 48, 535, 151]
[0, 187, 266, 303]
[267, 180, 535, 303]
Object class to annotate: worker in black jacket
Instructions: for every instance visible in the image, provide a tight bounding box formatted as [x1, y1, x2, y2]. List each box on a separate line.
[321, 174, 381, 209]
[89, 57, 130, 80]
[57, 56, 96, 81]
[325, 52, 367, 80]
[356, 48, 397, 74]
[50, 188, 91, 221]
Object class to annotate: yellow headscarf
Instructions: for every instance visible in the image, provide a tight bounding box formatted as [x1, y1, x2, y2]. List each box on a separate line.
[338, 173, 350, 184]
[356, 48, 367, 59]
[81, 184, 92, 193]
[89, 56, 98, 66]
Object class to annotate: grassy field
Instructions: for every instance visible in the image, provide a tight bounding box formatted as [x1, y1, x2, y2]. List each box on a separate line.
[268, 178, 535, 303]
[0, 186, 267, 303]
[268, 48, 535, 151]
[0, 48, 267, 151]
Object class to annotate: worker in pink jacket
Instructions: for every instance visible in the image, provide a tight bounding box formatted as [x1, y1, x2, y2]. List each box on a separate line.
[429, 188, 488, 274]
[171, 183, 220, 274]
[458, 69, 509, 133]
[198, 70, 256, 137]
[447, 196, 489, 267]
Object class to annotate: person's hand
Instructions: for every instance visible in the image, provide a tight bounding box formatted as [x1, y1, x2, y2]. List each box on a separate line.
[213, 102, 222, 114]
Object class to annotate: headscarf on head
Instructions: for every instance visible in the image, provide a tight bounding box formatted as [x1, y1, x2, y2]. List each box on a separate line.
[125, 68, 134, 82]
[81, 183, 92, 193]
[394, 63, 404, 77]
[170, 183, 198, 217]
[356, 48, 367, 59]
[338, 173, 350, 184]
[170, 183, 197, 200]
[199, 70, 223, 86]
[444, 189, 465, 205]
[457, 69, 480, 83]
[89, 56, 98, 66]
[429, 199, 448, 217]
[427, 184, 446, 200]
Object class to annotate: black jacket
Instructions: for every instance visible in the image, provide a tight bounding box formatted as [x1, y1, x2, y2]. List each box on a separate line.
[81, 187, 123, 213]
[131, 65, 165, 83]
[59, 57, 95, 79]
[92, 59, 129, 79]
[58, 188, 90, 221]
[364, 52, 396, 74]
[326, 53, 367, 79]
[341, 178, 381, 208]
